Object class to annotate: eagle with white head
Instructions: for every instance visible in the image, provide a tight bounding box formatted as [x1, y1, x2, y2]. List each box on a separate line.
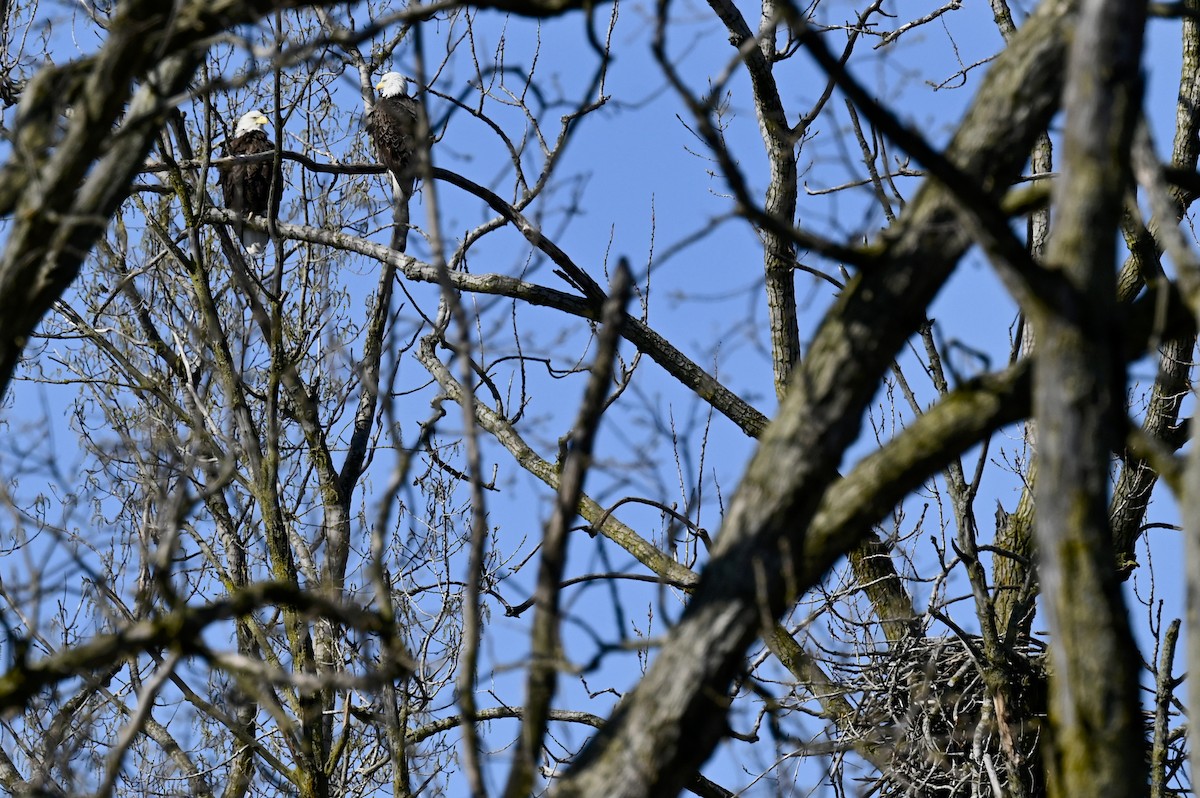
[366, 72, 422, 252]
[219, 110, 273, 257]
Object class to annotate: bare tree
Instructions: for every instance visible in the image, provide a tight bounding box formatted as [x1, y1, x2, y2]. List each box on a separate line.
[0, 0, 1193, 797]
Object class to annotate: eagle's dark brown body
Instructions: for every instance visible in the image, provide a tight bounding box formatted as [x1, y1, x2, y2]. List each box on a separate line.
[367, 75, 422, 251]
[219, 119, 273, 256]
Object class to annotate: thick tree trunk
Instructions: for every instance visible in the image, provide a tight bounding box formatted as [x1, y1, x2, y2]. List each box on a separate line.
[1030, 1, 1148, 795]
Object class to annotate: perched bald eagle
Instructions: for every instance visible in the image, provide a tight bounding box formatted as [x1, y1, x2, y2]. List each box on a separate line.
[219, 110, 273, 257]
[366, 72, 421, 251]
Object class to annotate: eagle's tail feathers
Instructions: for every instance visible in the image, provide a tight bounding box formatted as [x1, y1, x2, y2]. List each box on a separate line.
[241, 225, 269, 257]
[390, 173, 413, 253]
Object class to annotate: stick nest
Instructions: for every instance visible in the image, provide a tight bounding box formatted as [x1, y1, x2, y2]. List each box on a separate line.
[845, 634, 1046, 798]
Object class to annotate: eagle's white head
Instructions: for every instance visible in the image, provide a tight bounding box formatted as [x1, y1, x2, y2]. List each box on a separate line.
[376, 72, 409, 99]
[235, 110, 270, 137]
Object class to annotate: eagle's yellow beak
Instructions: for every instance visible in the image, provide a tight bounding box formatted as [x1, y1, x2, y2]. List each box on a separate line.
[256, 114, 269, 125]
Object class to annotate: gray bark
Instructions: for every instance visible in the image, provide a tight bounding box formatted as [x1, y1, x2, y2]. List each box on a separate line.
[1030, 0, 1149, 795]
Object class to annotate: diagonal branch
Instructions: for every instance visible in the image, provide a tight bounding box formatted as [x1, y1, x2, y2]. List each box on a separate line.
[203, 208, 771, 437]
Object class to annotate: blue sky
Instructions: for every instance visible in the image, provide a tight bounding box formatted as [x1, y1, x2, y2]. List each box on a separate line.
[0, 0, 1193, 795]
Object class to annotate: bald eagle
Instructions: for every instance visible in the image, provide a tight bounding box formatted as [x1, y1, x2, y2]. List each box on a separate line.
[219, 110, 273, 257]
[366, 72, 421, 251]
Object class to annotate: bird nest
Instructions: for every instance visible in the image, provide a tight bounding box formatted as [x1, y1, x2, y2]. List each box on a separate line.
[843, 634, 1046, 798]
